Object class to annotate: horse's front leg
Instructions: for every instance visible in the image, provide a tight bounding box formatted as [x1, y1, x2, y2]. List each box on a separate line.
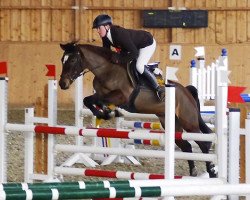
[83, 94, 113, 120]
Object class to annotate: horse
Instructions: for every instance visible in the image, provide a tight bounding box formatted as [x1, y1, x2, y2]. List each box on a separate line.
[58, 41, 216, 178]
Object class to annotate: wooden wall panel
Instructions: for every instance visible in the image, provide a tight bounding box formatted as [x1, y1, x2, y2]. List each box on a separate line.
[20, 0, 30, 41]
[112, 0, 123, 27]
[183, 1, 195, 44]
[80, 0, 93, 43]
[31, 1, 41, 41]
[123, 0, 134, 29]
[205, 0, 216, 44]
[41, 0, 52, 42]
[248, 1, 250, 41]
[215, 0, 227, 44]
[51, 1, 62, 41]
[194, 0, 206, 44]
[171, 0, 186, 43]
[227, 0, 237, 43]
[61, 0, 74, 41]
[10, 0, 21, 41]
[0, 0, 11, 41]
[237, 1, 247, 43]
[1, 0, 250, 44]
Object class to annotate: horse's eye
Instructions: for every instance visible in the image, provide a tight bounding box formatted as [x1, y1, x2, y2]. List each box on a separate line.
[70, 57, 77, 63]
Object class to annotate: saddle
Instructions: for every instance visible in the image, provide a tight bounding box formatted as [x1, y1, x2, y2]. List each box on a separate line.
[125, 61, 165, 112]
[105, 61, 165, 114]
[127, 61, 165, 88]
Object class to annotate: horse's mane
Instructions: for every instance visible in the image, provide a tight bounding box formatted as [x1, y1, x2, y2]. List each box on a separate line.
[81, 44, 113, 59]
[62, 41, 127, 68]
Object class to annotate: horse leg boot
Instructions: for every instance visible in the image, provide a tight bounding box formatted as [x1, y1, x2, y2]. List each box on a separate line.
[142, 67, 164, 101]
[83, 95, 111, 120]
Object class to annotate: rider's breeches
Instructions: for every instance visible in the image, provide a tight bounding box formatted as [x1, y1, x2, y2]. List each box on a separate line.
[136, 39, 156, 74]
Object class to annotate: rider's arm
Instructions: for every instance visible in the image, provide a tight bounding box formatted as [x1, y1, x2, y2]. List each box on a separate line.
[102, 37, 111, 49]
[112, 28, 139, 63]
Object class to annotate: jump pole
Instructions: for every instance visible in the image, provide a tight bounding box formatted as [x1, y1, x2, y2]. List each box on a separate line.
[215, 66, 228, 180]
[1, 183, 250, 199]
[0, 77, 8, 183]
[246, 114, 250, 200]
[164, 83, 175, 181]
[228, 108, 241, 200]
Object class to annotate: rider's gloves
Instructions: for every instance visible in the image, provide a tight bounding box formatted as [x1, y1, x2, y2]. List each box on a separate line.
[111, 54, 121, 64]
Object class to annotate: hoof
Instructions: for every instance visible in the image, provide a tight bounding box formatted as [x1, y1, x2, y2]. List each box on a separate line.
[190, 166, 198, 177]
[114, 109, 123, 117]
[209, 171, 217, 178]
[208, 164, 218, 178]
[205, 141, 212, 151]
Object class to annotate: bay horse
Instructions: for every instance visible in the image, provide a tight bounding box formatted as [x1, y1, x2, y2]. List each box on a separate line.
[59, 42, 216, 178]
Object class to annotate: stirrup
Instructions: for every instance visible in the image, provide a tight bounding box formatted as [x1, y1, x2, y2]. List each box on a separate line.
[156, 89, 165, 101]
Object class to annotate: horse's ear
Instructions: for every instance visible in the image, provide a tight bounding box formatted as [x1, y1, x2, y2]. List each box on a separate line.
[60, 42, 78, 52]
[60, 43, 67, 50]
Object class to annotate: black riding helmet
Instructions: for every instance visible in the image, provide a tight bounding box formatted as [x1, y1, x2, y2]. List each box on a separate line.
[92, 14, 112, 29]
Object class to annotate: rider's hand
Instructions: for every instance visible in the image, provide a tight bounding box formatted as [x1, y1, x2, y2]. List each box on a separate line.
[111, 54, 120, 64]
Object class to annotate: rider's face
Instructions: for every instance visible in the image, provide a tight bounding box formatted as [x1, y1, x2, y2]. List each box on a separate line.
[96, 25, 108, 38]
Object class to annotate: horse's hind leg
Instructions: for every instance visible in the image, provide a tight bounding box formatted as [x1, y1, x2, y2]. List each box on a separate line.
[195, 141, 217, 178]
[186, 85, 216, 177]
[197, 119, 217, 178]
[175, 140, 197, 176]
[174, 116, 198, 177]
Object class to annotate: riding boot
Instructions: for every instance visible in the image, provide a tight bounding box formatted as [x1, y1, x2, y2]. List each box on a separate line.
[142, 67, 164, 101]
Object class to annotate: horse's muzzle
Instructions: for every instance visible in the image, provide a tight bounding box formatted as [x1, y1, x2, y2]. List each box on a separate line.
[59, 78, 71, 90]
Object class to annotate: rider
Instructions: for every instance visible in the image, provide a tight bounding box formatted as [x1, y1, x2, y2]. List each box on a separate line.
[92, 14, 164, 101]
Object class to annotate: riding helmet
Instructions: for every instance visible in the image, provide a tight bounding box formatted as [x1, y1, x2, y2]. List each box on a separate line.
[92, 14, 112, 28]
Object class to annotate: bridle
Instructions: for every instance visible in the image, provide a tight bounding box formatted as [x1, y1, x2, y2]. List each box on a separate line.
[61, 49, 89, 82]
[61, 44, 106, 82]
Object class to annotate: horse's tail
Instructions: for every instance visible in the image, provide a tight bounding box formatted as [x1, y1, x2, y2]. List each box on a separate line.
[185, 85, 213, 135]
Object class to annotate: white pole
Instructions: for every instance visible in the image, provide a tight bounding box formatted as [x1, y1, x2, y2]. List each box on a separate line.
[164, 83, 175, 200]
[75, 76, 83, 143]
[164, 84, 175, 180]
[160, 184, 250, 197]
[0, 77, 8, 183]
[211, 63, 216, 99]
[47, 80, 57, 181]
[228, 108, 240, 200]
[246, 113, 250, 200]
[24, 108, 35, 183]
[215, 68, 228, 180]
[115, 108, 158, 120]
[55, 144, 216, 162]
[206, 65, 211, 100]
[198, 57, 205, 107]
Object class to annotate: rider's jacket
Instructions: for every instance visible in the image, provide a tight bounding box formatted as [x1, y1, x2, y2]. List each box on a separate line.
[102, 25, 154, 63]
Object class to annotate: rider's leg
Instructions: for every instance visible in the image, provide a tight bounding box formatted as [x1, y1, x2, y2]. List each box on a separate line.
[141, 67, 164, 100]
[136, 39, 164, 101]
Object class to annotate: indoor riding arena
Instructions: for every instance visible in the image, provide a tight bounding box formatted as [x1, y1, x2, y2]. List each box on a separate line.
[0, 1, 250, 200]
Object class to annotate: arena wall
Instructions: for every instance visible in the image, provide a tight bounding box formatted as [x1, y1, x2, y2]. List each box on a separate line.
[0, 0, 249, 107]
